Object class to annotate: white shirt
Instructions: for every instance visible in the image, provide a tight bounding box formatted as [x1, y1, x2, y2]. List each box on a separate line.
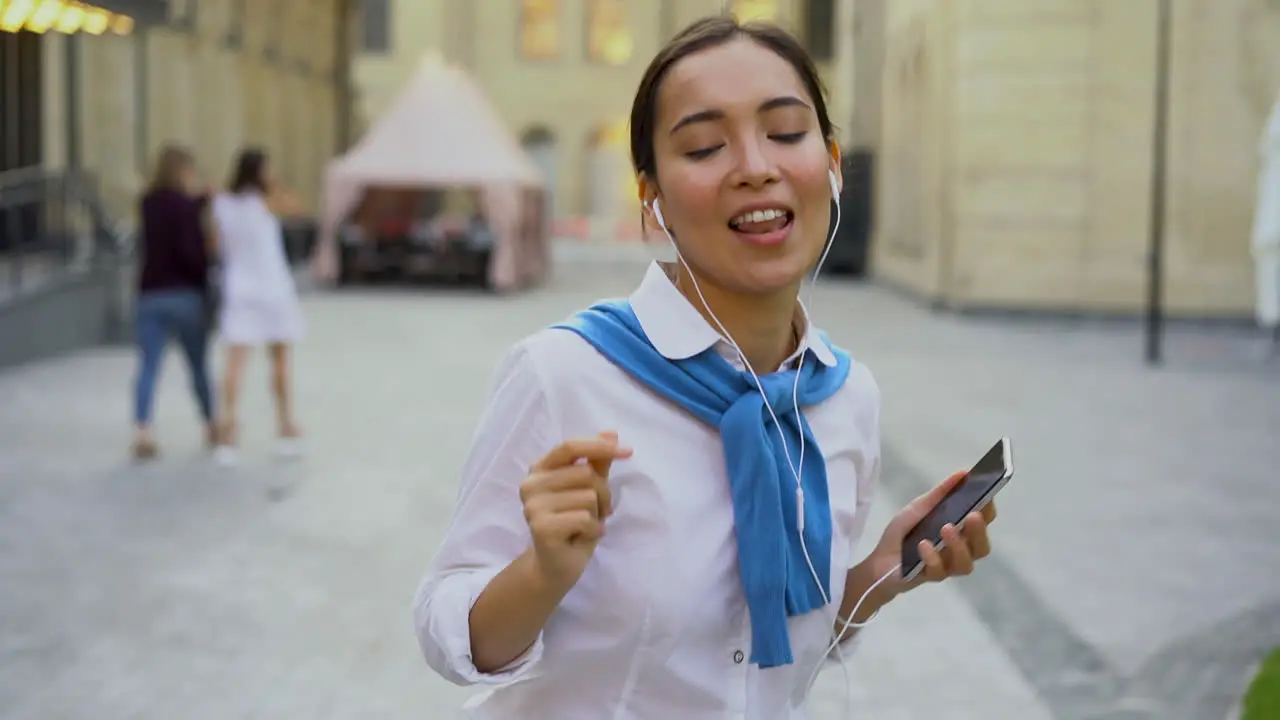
[414, 262, 882, 719]
[210, 192, 297, 302]
[1254, 99, 1280, 251]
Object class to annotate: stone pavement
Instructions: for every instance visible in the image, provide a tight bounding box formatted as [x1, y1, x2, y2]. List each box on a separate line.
[1, 245, 1277, 719]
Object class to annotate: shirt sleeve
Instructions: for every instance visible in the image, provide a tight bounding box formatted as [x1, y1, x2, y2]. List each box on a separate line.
[174, 197, 210, 280]
[412, 340, 559, 687]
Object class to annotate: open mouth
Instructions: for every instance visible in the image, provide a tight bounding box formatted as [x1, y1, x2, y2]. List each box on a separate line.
[728, 208, 794, 236]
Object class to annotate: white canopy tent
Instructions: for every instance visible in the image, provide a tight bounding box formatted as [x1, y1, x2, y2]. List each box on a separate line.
[312, 55, 547, 290]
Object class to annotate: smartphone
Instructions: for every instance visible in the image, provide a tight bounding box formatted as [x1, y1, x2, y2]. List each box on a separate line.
[900, 437, 1013, 582]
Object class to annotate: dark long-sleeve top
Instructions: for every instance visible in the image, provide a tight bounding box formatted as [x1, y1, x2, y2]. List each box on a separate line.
[137, 188, 211, 293]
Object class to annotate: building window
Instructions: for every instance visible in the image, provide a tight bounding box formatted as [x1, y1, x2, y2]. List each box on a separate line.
[520, 0, 559, 60]
[660, 0, 675, 41]
[170, 0, 198, 32]
[586, 0, 631, 65]
[223, 0, 245, 49]
[360, 0, 392, 53]
[731, 0, 776, 24]
[803, 0, 834, 61]
[263, 0, 284, 62]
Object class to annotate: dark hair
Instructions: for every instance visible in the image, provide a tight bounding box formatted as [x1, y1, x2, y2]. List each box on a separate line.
[628, 15, 834, 180]
[228, 147, 269, 194]
[148, 144, 194, 193]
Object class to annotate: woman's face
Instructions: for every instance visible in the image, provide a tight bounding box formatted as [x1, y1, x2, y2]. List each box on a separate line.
[646, 37, 838, 296]
[177, 162, 199, 194]
[258, 159, 274, 189]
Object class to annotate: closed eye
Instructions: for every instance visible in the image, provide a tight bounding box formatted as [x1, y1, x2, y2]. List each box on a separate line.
[684, 145, 723, 160]
[684, 131, 806, 160]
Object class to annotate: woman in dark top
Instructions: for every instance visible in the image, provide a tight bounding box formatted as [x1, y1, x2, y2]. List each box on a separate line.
[132, 145, 218, 460]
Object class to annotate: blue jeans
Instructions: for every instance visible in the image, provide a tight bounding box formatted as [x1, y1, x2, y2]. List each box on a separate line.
[134, 289, 215, 425]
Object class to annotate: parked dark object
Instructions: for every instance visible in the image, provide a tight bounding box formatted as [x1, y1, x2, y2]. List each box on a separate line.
[281, 217, 317, 266]
[822, 147, 875, 278]
[0, 167, 136, 370]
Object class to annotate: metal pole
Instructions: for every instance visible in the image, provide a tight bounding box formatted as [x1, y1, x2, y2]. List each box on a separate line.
[64, 34, 82, 170]
[334, 0, 353, 152]
[1145, 0, 1172, 366]
[5, 30, 22, 291]
[134, 28, 149, 174]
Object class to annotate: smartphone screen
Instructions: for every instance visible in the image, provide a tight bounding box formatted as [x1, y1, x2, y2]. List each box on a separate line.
[900, 439, 1011, 579]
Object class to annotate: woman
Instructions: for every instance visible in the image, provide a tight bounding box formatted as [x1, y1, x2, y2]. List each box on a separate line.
[210, 148, 306, 465]
[132, 145, 217, 460]
[414, 17, 998, 718]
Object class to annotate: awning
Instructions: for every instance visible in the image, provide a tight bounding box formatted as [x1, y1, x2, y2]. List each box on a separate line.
[86, 0, 167, 24]
[0, 0, 170, 35]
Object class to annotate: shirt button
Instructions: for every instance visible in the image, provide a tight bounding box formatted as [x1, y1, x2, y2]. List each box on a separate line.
[733, 650, 745, 664]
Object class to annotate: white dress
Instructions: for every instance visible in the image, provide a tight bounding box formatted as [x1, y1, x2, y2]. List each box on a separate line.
[1253, 100, 1280, 328]
[211, 192, 306, 345]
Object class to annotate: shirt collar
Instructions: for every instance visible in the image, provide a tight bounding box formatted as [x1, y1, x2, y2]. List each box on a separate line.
[628, 261, 838, 370]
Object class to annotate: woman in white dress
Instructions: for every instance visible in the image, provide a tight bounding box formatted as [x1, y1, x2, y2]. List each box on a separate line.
[210, 148, 306, 463]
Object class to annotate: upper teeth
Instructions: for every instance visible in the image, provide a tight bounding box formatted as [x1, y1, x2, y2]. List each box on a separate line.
[731, 208, 787, 225]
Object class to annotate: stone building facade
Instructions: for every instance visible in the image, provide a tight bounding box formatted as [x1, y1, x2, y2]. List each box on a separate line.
[16, 0, 355, 221]
[352, 0, 858, 236]
[861, 0, 1280, 317]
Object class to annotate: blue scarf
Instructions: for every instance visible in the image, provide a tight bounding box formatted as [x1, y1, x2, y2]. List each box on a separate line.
[553, 299, 852, 668]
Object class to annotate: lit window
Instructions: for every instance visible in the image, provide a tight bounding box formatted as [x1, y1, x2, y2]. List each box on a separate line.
[732, 0, 776, 24]
[586, 0, 631, 65]
[520, 0, 559, 60]
[360, 0, 392, 54]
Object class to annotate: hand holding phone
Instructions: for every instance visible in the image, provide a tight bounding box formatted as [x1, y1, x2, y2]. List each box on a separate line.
[899, 438, 1013, 583]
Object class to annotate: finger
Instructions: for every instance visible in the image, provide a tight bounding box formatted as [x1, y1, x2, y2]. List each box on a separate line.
[531, 488, 602, 518]
[893, 470, 969, 533]
[596, 479, 613, 519]
[586, 431, 628, 480]
[564, 510, 606, 544]
[533, 435, 632, 472]
[919, 540, 947, 582]
[981, 500, 998, 524]
[526, 463, 599, 493]
[586, 432, 625, 517]
[910, 470, 968, 513]
[533, 509, 604, 544]
[962, 512, 992, 560]
[940, 523, 974, 575]
[526, 465, 613, 517]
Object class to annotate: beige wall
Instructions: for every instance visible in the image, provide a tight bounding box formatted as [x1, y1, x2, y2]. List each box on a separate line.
[351, 0, 448, 128]
[872, 0, 1280, 317]
[351, 0, 858, 228]
[41, 0, 348, 221]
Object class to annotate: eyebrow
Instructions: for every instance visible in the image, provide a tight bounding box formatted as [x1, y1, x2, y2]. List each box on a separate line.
[668, 95, 812, 135]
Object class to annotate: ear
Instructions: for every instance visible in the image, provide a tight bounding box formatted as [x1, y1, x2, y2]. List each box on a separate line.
[637, 174, 661, 223]
[827, 140, 843, 194]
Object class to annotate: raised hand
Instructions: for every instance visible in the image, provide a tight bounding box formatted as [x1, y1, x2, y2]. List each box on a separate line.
[519, 431, 632, 591]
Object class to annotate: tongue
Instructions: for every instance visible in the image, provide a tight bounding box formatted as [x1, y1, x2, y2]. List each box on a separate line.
[732, 215, 788, 234]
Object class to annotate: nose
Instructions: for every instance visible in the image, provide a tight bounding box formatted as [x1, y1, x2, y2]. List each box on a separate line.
[730, 135, 779, 190]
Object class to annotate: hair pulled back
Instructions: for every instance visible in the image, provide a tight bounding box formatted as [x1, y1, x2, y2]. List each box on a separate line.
[628, 15, 834, 181]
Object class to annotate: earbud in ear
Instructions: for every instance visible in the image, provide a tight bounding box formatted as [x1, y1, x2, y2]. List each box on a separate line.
[652, 198, 666, 230]
[828, 170, 840, 199]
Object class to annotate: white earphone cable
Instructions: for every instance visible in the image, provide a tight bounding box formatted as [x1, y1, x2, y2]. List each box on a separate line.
[651, 169, 878, 716]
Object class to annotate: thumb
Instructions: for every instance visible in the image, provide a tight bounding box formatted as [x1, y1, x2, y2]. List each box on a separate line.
[587, 430, 622, 477]
[893, 470, 967, 531]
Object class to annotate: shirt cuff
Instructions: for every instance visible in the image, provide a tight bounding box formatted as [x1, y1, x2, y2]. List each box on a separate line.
[415, 566, 546, 686]
[821, 614, 866, 668]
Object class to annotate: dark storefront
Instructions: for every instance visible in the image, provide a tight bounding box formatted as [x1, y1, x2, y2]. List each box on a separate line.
[1, 1, 171, 264]
[90, 1, 171, 25]
[0, 29, 45, 254]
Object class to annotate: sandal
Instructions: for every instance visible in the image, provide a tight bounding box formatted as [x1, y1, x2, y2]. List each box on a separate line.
[132, 437, 159, 461]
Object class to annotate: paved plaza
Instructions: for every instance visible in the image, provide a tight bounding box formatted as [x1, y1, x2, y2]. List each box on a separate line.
[1, 246, 1278, 719]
